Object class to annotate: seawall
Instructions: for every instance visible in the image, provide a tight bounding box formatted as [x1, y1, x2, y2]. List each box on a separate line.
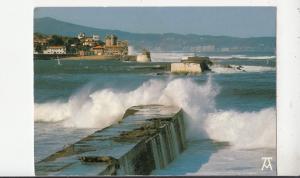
[36, 105, 186, 176]
[171, 63, 202, 73]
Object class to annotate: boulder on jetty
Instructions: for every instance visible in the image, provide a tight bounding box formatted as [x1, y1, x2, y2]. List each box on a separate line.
[136, 49, 151, 63]
[122, 49, 151, 62]
[171, 56, 212, 74]
[36, 105, 186, 176]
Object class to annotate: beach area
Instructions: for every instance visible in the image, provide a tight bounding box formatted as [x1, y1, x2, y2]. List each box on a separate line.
[62, 55, 123, 60]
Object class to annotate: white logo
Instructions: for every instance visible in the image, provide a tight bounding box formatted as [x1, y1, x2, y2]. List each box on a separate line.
[261, 157, 273, 171]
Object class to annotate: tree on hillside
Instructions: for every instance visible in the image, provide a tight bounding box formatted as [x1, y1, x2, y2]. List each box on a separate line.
[34, 32, 47, 39]
[67, 38, 81, 45]
[35, 44, 43, 53]
[48, 35, 64, 46]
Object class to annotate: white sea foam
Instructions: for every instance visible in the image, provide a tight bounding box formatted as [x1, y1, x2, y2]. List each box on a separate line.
[128, 46, 137, 55]
[35, 77, 276, 149]
[35, 77, 217, 130]
[209, 55, 276, 60]
[149, 52, 275, 62]
[210, 64, 275, 74]
[151, 52, 194, 62]
[35, 102, 70, 122]
[204, 108, 276, 149]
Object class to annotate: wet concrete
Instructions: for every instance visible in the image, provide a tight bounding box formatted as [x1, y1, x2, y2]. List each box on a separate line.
[35, 105, 186, 175]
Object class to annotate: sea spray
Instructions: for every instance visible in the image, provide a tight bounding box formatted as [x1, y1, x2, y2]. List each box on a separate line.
[204, 107, 276, 149]
[158, 76, 219, 138]
[128, 46, 137, 55]
[34, 102, 70, 122]
[209, 55, 276, 60]
[66, 79, 167, 128]
[150, 52, 194, 62]
[35, 79, 167, 128]
[210, 64, 275, 74]
[34, 77, 216, 129]
[34, 76, 276, 149]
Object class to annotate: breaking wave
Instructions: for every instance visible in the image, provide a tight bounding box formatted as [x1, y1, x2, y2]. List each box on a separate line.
[209, 55, 276, 60]
[204, 108, 276, 149]
[210, 64, 275, 74]
[34, 76, 275, 149]
[151, 52, 195, 62]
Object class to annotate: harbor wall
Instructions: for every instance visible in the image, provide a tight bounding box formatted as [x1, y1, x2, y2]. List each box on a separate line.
[36, 105, 186, 176]
[171, 63, 202, 73]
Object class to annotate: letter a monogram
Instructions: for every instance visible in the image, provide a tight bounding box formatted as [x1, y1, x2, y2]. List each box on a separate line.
[261, 157, 273, 171]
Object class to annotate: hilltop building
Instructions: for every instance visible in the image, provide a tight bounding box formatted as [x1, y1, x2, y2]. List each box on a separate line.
[105, 34, 117, 46]
[77, 32, 85, 39]
[83, 37, 97, 47]
[91, 34, 128, 56]
[34, 38, 48, 46]
[92, 35, 100, 41]
[91, 46, 105, 55]
[33, 33, 128, 57]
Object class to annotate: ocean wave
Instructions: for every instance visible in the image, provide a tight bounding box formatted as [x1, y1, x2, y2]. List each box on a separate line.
[35, 76, 275, 149]
[204, 108, 276, 149]
[140, 51, 275, 62]
[210, 64, 275, 74]
[151, 52, 194, 62]
[209, 55, 276, 60]
[35, 77, 217, 129]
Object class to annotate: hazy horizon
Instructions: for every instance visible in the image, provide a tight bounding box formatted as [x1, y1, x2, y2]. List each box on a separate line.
[34, 7, 276, 38]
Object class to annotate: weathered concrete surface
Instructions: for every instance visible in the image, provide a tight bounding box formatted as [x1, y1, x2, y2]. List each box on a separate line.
[36, 105, 186, 176]
[136, 54, 151, 62]
[171, 63, 202, 73]
[171, 56, 213, 74]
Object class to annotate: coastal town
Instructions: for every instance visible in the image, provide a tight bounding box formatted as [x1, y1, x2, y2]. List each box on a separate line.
[34, 32, 131, 59]
[33, 32, 214, 73]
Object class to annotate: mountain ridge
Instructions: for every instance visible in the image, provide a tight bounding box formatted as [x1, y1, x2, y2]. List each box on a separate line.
[34, 17, 276, 52]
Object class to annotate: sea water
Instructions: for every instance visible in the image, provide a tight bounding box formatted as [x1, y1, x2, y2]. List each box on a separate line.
[34, 53, 276, 175]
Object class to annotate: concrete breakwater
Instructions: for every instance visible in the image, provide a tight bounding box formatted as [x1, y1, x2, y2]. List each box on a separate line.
[36, 105, 186, 175]
[171, 56, 212, 74]
[171, 63, 202, 73]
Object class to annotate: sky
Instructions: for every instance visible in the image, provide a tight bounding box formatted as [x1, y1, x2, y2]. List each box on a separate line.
[34, 7, 276, 38]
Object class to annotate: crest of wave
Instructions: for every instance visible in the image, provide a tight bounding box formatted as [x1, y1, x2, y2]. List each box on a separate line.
[34, 76, 275, 148]
[34, 77, 218, 131]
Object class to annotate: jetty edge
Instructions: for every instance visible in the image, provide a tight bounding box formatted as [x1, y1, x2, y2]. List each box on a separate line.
[36, 104, 187, 175]
[171, 56, 212, 74]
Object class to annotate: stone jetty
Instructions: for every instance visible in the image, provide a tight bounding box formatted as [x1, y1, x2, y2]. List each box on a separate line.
[36, 105, 186, 175]
[171, 56, 212, 74]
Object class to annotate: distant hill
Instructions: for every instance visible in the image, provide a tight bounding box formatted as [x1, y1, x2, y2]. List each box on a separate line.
[34, 17, 275, 52]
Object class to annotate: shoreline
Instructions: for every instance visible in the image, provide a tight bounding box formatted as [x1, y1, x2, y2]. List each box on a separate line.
[62, 55, 123, 61]
[34, 54, 139, 61]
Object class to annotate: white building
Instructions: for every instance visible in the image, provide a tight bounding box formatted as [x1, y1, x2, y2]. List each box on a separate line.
[43, 46, 66, 54]
[77, 32, 85, 39]
[92, 34, 100, 41]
